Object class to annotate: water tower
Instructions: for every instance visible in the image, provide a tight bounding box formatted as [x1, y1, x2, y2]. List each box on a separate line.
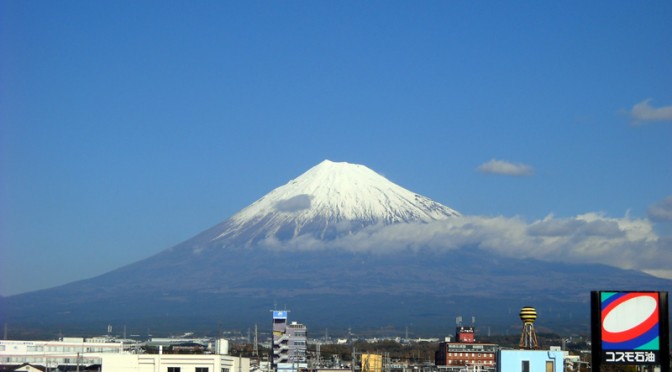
[518, 306, 539, 349]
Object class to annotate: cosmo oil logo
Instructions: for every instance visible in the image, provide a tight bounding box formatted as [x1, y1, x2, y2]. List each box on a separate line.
[601, 291, 660, 351]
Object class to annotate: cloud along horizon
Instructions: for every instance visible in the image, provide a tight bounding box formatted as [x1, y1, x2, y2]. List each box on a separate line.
[256, 211, 672, 280]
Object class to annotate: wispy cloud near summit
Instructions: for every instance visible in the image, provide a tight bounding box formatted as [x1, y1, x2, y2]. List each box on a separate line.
[648, 196, 672, 222]
[477, 159, 533, 176]
[627, 99, 672, 125]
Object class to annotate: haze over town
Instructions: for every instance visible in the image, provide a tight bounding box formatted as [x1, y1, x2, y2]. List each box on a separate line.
[1, 1, 671, 296]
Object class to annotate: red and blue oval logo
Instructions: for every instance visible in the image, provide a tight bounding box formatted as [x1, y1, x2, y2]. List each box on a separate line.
[601, 292, 660, 350]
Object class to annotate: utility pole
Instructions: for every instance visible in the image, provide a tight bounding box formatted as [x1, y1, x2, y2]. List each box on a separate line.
[316, 343, 321, 368]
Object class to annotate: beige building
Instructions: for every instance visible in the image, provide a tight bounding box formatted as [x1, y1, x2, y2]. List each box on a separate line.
[100, 353, 250, 372]
[361, 354, 382, 372]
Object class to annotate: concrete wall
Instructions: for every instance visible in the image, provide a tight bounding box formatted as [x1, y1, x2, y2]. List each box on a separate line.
[101, 354, 141, 372]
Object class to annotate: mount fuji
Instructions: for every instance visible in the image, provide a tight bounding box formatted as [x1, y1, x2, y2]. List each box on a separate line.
[1, 160, 670, 337]
[212, 160, 459, 246]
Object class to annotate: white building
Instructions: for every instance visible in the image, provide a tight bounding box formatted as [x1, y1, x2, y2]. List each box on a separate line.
[0, 338, 249, 372]
[0, 338, 124, 368]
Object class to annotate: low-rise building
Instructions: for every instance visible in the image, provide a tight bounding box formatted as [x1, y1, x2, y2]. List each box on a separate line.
[0, 338, 124, 369]
[434, 327, 497, 371]
[496, 349, 564, 372]
[272, 310, 308, 372]
[100, 353, 249, 372]
[8, 363, 47, 372]
[0, 338, 248, 372]
[361, 354, 382, 372]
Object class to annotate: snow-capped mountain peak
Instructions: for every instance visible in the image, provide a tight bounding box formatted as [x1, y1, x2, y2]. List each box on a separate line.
[213, 160, 460, 244]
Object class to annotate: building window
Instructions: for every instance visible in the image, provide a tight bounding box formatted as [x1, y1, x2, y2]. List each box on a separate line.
[222, 368, 230, 372]
[196, 368, 209, 372]
[168, 368, 181, 372]
[545, 361, 554, 372]
[521, 360, 530, 372]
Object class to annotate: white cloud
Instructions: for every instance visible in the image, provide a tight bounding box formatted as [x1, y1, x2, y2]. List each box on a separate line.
[628, 99, 672, 125]
[275, 194, 312, 212]
[258, 213, 672, 279]
[477, 159, 533, 176]
[648, 195, 672, 221]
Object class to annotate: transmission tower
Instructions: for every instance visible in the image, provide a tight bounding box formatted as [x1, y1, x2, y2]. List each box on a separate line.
[253, 324, 259, 357]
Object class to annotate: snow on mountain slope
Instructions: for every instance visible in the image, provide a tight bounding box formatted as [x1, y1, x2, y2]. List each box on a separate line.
[213, 160, 459, 244]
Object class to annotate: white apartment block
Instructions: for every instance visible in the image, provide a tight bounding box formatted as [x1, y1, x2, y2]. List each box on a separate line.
[0, 338, 250, 372]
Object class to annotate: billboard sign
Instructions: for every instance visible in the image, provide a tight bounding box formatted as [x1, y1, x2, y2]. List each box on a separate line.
[591, 291, 669, 369]
[273, 311, 288, 319]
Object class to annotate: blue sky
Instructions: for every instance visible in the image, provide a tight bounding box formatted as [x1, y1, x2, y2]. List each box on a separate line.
[1, 1, 671, 296]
